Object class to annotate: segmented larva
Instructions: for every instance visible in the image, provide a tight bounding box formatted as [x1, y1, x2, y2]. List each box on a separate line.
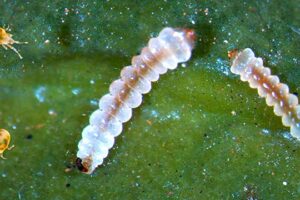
[76, 27, 196, 174]
[229, 48, 300, 140]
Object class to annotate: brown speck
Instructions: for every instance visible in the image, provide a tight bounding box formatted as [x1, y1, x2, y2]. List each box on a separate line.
[64, 167, 72, 173]
[146, 120, 152, 126]
[35, 124, 45, 129]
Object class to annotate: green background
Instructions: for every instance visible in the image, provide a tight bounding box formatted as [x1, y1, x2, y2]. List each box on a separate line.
[0, 0, 300, 199]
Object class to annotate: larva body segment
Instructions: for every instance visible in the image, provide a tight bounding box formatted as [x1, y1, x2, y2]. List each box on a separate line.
[76, 27, 195, 174]
[230, 48, 300, 140]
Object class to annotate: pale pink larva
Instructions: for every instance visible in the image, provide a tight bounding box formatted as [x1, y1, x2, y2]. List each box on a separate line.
[76, 27, 196, 174]
[229, 48, 300, 140]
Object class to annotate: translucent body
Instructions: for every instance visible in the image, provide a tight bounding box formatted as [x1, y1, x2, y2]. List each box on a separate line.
[230, 48, 300, 140]
[76, 27, 195, 174]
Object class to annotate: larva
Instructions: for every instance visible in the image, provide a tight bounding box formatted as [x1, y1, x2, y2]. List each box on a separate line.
[229, 48, 300, 140]
[76, 27, 196, 174]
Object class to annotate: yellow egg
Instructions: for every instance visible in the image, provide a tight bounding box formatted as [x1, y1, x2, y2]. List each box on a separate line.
[0, 129, 14, 159]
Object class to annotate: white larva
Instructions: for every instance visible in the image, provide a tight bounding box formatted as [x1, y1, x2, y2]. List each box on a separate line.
[229, 48, 300, 140]
[76, 27, 196, 174]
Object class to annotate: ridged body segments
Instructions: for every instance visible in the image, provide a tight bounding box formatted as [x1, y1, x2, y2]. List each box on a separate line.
[230, 48, 300, 140]
[76, 27, 195, 174]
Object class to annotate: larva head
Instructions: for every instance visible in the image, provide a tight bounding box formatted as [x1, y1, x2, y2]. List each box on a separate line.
[228, 49, 239, 61]
[229, 48, 255, 75]
[76, 157, 92, 174]
[171, 28, 196, 50]
[158, 27, 195, 63]
[182, 28, 196, 48]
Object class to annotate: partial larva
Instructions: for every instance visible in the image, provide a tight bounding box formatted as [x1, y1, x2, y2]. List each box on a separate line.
[76, 27, 196, 174]
[229, 48, 300, 140]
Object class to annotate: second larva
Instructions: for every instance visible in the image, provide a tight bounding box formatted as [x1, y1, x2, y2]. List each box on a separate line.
[229, 48, 300, 139]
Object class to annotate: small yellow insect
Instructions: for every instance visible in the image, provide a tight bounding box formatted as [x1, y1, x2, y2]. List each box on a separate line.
[0, 129, 14, 159]
[0, 26, 28, 59]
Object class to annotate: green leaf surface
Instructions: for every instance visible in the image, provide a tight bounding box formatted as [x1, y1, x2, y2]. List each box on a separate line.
[0, 0, 300, 199]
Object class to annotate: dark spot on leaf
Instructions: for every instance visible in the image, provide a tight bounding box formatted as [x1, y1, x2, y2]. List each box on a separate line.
[57, 23, 72, 47]
[190, 23, 216, 58]
[26, 134, 33, 140]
